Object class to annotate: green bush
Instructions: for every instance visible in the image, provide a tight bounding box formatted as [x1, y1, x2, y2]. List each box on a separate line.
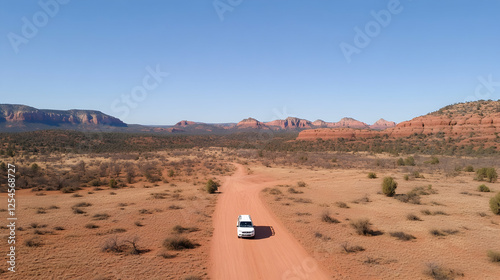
[367, 172, 377, 179]
[429, 156, 439, 164]
[205, 179, 220, 194]
[404, 156, 415, 166]
[464, 165, 474, 172]
[397, 158, 405, 166]
[487, 250, 500, 262]
[382, 177, 397, 197]
[109, 179, 118, 188]
[476, 167, 498, 182]
[490, 192, 500, 215]
[478, 184, 490, 192]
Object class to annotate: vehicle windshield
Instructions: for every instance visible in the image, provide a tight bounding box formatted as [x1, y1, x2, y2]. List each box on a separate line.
[239, 221, 253, 227]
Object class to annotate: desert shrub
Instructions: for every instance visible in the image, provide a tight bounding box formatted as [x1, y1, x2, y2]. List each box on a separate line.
[73, 202, 92, 208]
[487, 250, 500, 263]
[397, 158, 405, 166]
[54, 226, 65, 231]
[490, 192, 500, 215]
[159, 251, 176, 259]
[350, 218, 372, 236]
[321, 211, 340, 224]
[36, 208, 46, 214]
[85, 223, 99, 229]
[421, 209, 431, 216]
[169, 205, 183, 210]
[478, 184, 490, 192]
[25, 237, 43, 247]
[92, 213, 110, 220]
[476, 167, 498, 182]
[48, 205, 60, 209]
[72, 193, 83, 197]
[205, 179, 220, 194]
[403, 174, 409, 181]
[287, 187, 303, 194]
[464, 165, 474, 172]
[367, 172, 377, 179]
[404, 156, 415, 166]
[335, 201, 349, 208]
[139, 209, 152, 214]
[134, 221, 143, 227]
[390, 231, 416, 241]
[150, 192, 167, 199]
[266, 188, 281, 195]
[109, 179, 118, 188]
[297, 181, 307, 187]
[73, 208, 85, 214]
[293, 198, 312, 203]
[429, 229, 446, 237]
[428, 156, 440, 164]
[61, 186, 81, 193]
[172, 225, 199, 234]
[382, 177, 397, 197]
[163, 236, 196, 250]
[412, 171, 423, 178]
[407, 213, 422, 221]
[425, 263, 463, 280]
[340, 242, 365, 253]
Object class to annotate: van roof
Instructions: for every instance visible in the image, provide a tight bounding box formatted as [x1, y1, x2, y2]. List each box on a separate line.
[239, 215, 252, 221]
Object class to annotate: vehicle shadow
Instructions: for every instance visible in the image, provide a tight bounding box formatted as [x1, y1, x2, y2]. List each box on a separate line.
[252, 226, 275, 240]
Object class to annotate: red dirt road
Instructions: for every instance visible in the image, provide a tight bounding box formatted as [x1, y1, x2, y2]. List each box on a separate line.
[210, 165, 330, 280]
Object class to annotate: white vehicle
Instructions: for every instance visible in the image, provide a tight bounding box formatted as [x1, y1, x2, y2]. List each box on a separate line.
[236, 215, 255, 238]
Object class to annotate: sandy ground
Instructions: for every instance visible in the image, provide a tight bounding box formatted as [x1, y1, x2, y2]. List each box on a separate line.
[2, 154, 500, 279]
[210, 164, 331, 280]
[255, 164, 500, 279]
[1, 180, 216, 280]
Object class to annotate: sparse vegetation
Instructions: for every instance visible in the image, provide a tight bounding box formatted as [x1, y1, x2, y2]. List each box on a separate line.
[172, 225, 199, 234]
[163, 236, 196, 250]
[85, 223, 99, 229]
[478, 184, 490, 192]
[476, 167, 498, 182]
[382, 177, 397, 197]
[297, 181, 307, 187]
[350, 218, 376, 236]
[390, 231, 416, 241]
[340, 242, 365, 253]
[424, 263, 463, 280]
[93, 213, 110, 220]
[407, 213, 422, 221]
[205, 179, 220, 194]
[487, 250, 500, 263]
[490, 192, 500, 215]
[25, 237, 43, 247]
[367, 172, 377, 179]
[335, 201, 349, 208]
[321, 211, 340, 224]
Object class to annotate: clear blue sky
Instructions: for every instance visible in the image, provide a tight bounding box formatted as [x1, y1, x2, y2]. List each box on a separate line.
[1, 0, 499, 125]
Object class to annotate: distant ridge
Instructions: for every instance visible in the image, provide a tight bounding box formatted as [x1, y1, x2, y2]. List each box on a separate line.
[0, 104, 126, 132]
[0, 103, 396, 133]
